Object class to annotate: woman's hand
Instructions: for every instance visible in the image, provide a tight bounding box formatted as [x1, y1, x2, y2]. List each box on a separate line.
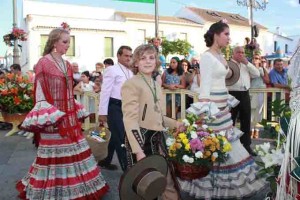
[168, 84, 177, 90]
[136, 151, 146, 161]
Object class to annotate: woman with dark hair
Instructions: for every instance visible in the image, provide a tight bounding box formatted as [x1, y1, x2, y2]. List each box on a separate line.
[17, 27, 108, 199]
[178, 20, 266, 199]
[162, 57, 186, 117]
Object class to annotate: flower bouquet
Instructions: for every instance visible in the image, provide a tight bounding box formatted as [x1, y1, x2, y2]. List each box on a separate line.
[0, 73, 34, 114]
[3, 28, 27, 46]
[166, 113, 232, 180]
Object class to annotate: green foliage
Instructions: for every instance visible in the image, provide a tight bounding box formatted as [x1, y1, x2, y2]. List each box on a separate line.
[161, 38, 192, 58]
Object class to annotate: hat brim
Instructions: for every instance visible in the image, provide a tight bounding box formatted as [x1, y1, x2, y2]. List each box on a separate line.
[226, 60, 240, 86]
[119, 155, 168, 200]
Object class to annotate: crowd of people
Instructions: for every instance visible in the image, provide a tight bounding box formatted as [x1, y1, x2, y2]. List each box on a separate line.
[0, 19, 293, 200]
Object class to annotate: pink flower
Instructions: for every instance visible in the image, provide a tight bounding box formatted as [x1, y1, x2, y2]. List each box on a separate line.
[190, 138, 204, 152]
[197, 131, 210, 137]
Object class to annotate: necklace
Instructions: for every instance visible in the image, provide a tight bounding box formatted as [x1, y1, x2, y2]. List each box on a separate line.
[118, 63, 130, 80]
[50, 53, 69, 86]
[140, 73, 159, 112]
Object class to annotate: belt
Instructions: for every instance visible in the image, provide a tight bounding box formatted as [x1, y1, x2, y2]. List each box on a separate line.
[109, 97, 122, 106]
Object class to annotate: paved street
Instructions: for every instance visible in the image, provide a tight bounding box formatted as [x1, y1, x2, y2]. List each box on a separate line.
[0, 129, 270, 200]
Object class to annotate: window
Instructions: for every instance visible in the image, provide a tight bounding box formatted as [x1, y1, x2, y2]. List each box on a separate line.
[159, 31, 164, 38]
[274, 41, 278, 52]
[40, 35, 75, 56]
[104, 37, 114, 57]
[285, 44, 288, 53]
[137, 29, 146, 45]
[179, 32, 187, 41]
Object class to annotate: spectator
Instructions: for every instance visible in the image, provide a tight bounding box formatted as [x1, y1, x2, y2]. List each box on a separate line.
[103, 58, 114, 68]
[10, 63, 22, 76]
[269, 58, 289, 89]
[94, 62, 105, 74]
[162, 56, 186, 118]
[72, 62, 81, 87]
[228, 46, 260, 156]
[73, 71, 95, 93]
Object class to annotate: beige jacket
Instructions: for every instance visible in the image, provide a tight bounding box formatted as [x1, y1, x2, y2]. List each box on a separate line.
[121, 74, 177, 154]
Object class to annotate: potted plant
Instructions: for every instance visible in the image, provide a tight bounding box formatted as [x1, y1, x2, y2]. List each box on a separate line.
[0, 73, 34, 136]
[3, 27, 27, 47]
[166, 113, 232, 180]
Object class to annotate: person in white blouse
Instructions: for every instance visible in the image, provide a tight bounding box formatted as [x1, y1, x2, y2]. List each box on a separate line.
[98, 46, 133, 171]
[227, 46, 260, 156]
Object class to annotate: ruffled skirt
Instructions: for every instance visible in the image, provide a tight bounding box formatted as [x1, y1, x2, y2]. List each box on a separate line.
[178, 131, 267, 199]
[180, 106, 267, 199]
[16, 133, 109, 200]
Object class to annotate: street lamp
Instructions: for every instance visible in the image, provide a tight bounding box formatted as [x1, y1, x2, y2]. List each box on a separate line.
[237, 0, 268, 53]
[12, 0, 20, 64]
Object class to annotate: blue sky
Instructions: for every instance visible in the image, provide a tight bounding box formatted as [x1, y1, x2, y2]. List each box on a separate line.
[0, 0, 299, 56]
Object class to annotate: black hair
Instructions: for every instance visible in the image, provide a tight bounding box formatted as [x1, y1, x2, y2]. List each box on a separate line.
[103, 58, 114, 66]
[204, 20, 229, 47]
[274, 58, 283, 65]
[0, 70, 4, 76]
[81, 71, 90, 79]
[10, 63, 21, 72]
[167, 57, 184, 76]
[117, 45, 132, 56]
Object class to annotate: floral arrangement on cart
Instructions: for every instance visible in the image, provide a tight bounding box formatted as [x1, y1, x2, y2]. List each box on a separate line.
[0, 73, 34, 136]
[166, 113, 232, 180]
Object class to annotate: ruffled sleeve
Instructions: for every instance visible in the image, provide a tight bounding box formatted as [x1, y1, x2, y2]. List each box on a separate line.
[74, 99, 90, 120]
[21, 81, 66, 131]
[186, 102, 220, 118]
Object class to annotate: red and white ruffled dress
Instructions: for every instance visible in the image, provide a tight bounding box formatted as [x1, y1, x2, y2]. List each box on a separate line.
[16, 57, 109, 199]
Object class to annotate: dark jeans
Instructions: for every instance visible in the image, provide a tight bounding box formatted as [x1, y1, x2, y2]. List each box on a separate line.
[229, 90, 252, 148]
[104, 98, 127, 171]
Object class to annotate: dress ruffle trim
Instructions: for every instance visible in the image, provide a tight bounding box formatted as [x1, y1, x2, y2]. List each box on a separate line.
[75, 99, 90, 120]
[179, 161, 267, 199]
[187, 102, 220, 117]
[21, 101, 66, 131]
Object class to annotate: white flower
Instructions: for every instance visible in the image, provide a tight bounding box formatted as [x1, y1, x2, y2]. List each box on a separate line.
[270, 149, 284, 165]
[192, 123, 198, 128]
[210, 133, 216, 138]
[190, 131, 198, 139]
[218, 131, 226, 136]
[202, 124, 208, 129]
[23, 94, 30, 100]
[166, 137, 175, 147]
[188, 157, 194, 163]
[182, 155, 190, 163]
[195, 151, 203, 158]
[260, 142, 271, 154]
[213, 152, 218, 158]
[182, 119, 190, 126]
[19, 83, 27, 88]
[257, 150, 265, 156]
[261, 153, 274, 168]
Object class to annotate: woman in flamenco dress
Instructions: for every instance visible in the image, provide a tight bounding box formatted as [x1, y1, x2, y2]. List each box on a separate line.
[179, 20, 267, 199]
[16, 27, 109, 199]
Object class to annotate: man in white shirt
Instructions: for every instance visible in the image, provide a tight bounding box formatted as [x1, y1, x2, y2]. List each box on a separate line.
[98, 46, 133, 171]
[228, 46, 260, 156]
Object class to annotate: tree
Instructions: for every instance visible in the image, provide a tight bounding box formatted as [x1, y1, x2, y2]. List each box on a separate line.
[161, 38, 192, 58]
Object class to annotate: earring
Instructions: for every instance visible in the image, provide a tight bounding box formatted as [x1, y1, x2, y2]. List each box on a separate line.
[53, 47, 57, 53]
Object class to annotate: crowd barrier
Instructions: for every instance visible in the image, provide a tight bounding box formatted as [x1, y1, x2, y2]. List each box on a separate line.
[74, 88, 288, 129]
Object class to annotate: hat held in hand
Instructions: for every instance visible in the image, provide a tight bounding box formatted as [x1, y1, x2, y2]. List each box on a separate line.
[119, 155, 168, 200]
[226, 60, 240, 86]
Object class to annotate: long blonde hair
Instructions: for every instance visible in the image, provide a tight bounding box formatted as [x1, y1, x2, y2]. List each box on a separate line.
[42, 28, 69, 56]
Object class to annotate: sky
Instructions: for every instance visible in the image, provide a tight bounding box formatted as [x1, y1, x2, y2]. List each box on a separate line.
[0, 0, 299, 56]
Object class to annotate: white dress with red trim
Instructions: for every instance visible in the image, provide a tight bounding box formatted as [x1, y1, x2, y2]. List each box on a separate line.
[178, 52, 267, 199]
[16, 57, 109, 200]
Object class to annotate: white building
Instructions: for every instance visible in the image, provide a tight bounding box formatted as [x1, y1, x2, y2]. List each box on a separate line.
[18, 0, 294, 71]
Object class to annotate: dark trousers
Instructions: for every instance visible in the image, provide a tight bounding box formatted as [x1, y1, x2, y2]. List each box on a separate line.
[229, 90, 252, 148]
[104, 98, 127, 171]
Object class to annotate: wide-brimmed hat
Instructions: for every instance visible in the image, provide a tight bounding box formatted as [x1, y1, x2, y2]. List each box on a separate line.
[226, 60, 240, 86]
[119, 155, 168, 200]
